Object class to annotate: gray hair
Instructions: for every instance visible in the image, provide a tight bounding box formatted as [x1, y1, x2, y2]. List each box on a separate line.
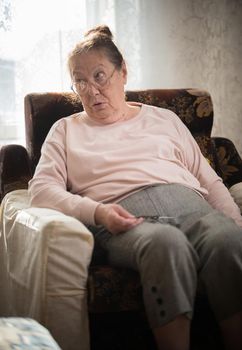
[67, 25, 124, 75]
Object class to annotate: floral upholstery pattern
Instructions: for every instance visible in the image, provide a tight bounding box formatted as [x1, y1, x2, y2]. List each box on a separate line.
[212, 137, 242, 187]
[1, 89, 242, 350]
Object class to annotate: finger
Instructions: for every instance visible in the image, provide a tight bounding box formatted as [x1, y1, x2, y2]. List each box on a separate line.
[114, 204, 135, 219]
[113, 216, 144, 234]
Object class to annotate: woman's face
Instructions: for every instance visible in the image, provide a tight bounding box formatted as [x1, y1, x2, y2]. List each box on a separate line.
[69, 50, 127, 124]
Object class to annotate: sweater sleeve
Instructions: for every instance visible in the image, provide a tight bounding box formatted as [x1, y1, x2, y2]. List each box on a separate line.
[28, 120, 99, 226]
[176, 116, 242, 227]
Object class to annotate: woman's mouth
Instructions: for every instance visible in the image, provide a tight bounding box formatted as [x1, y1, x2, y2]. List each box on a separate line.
[93, 101, 102, 106]
[93, 101, 107, 110]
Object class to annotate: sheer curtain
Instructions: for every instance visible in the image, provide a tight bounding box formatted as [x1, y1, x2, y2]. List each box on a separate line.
[0, 0, 87, 144]
[85, 0, 166, 89]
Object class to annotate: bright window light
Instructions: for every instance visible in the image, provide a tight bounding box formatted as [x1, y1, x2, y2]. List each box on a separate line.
[0, 0, 87, 145]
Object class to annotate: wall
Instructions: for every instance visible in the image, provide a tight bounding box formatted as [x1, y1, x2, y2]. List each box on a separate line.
[168, 0, 242, 157]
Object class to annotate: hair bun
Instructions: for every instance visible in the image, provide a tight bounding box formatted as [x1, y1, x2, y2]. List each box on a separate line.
[84, 25, 113, 40]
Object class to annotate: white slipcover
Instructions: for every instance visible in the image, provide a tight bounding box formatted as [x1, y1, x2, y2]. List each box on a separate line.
[0, 190, 94, 350]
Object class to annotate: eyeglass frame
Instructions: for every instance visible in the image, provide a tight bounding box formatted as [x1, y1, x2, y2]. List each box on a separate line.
[71, 66, 117, 95]
[136, 215, 180, 227]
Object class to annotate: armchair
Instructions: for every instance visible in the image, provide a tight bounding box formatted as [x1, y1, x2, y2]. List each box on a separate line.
[1, 89, 242, 350]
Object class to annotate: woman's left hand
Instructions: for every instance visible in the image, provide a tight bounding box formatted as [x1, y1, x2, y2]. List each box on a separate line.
[94, 203, 143, 235]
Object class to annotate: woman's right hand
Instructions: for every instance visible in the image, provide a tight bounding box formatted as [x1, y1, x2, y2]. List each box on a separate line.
[94, 203, 143, 235]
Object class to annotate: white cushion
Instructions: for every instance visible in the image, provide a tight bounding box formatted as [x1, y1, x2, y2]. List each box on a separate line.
[0, 189, 93, 350]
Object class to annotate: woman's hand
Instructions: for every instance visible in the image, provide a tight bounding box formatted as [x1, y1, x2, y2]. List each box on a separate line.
[94, 203, 143, 235]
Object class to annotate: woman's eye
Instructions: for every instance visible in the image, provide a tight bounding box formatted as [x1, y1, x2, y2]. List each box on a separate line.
[75, 78, 84, 84]
[79, 80, 86, 89]
[74, 79, 86, 89]
[95, 71, 106, 83]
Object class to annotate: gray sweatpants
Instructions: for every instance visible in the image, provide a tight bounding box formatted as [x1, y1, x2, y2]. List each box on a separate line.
[92, 184, 242, 329]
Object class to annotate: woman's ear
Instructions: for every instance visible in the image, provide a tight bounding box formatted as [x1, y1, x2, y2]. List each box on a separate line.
[121, 60, 128, 84]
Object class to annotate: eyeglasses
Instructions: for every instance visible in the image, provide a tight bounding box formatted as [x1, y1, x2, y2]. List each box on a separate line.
[71, 67, 116, 95]
[136, 215, 180, 227]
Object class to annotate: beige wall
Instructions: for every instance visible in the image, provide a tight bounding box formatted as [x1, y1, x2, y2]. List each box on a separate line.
[165, 0, 242, 157]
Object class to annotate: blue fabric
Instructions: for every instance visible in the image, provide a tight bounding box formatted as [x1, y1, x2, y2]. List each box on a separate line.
[0, 318, 61, 349]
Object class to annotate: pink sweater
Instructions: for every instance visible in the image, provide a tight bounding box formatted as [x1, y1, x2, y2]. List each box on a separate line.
[29, 104, 242, 227]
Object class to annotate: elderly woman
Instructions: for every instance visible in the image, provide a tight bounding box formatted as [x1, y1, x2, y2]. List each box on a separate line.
[29, 25, 242, 350]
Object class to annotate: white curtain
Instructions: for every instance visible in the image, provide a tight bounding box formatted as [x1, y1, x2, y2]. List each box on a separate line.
[85, 0, 166, 89]
[0, 0, 87, 143]
[85, 0, 142, 89]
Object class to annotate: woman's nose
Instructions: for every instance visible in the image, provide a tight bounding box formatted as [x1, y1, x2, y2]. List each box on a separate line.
[87, 82, 100, 96]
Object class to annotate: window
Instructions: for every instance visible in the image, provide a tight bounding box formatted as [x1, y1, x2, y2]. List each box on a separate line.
[0, 0, 87, 145]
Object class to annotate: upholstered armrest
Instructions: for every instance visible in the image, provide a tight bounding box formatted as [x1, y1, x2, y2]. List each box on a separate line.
[0, 145, 32, 201]
[212, 137, 242, 188]
[0, 190, 93, 350]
